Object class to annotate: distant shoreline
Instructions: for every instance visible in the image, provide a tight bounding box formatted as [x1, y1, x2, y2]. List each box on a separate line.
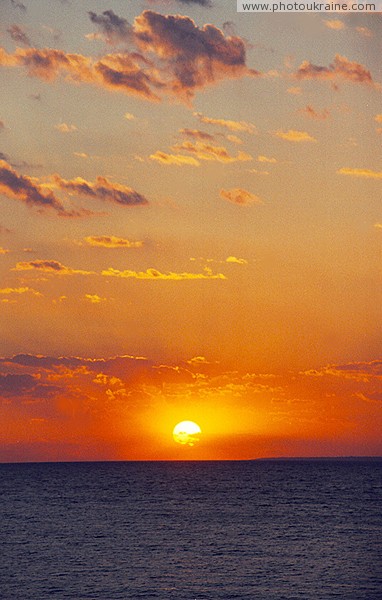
[253, 456, 382, 462]
[0, 456, 381, 465]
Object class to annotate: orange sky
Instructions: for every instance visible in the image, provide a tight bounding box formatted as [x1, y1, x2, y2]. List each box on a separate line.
[0, 1, 381, 461]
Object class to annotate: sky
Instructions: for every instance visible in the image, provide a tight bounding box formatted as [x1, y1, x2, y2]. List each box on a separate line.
[0, 0, 381, 461]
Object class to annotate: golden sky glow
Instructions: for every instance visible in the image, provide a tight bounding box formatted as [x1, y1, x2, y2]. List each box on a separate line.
[0, 1, 381, 462]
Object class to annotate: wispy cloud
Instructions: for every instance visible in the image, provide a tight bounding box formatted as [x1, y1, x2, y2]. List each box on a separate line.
[226, 256, 248, 264]
[356, 26, 372, 38]
[323, 19, 345, 30]
[179, 128, 215, 141]
[150, 151, 200, 166]
[337, 167, 382, 179]
[287, 86, 302, 95]
[13, 260, 95, 275]
[0, 286, 42, 296]
[85, 294, 107, 304]
[102, 267, 226, 280]
[258, 155, 277, 163]
[7, 24, 31, 46]
[52, 174, 148, 206]
[194, 112, 256, 133]
[299, 105, 330, 120]
[220, 188, 263, 206]
[274, 129, 317, 142]
[55, 123, 77, 133]
[84, 235, 143, 248]
[173, 141, 252, 163]
[10, 0, 26, 12]
[295, 54, 378, 89]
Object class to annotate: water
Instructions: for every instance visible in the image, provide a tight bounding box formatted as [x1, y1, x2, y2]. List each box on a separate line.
[1, 460, 381, 599]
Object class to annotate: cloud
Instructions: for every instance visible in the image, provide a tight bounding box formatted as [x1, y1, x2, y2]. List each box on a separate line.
[13, 260, 94, 275]
[0, 159, 66, 214]
[374, 223, 382, 229]
[173, 141, 252, 163]
[7, 24, 31, 46]
[88, 10, 131, 44]
[84, 235, 143, 248]
[10, 0, 26, 12]
[258, 155, 277, 163]
[0, 10, 256, 103]
[226, 256, 248, 264]
[226, 134, 242, 145]
[0, 286, 42, 296]
[324, 19, 345, 30]
[299, 105, 330, 120]
[0, 46, 160, 101]
[0, 247, 10, 254]
[337, 167, 382, 179]
[287, 86, 302, 95]
[356, 26, 372, 38]
[133, 11, 258, 101]
[179, 128, 215, 141]
[302, 360, 382, 382]
[375, 115, 382, 123]
[85, 294, 106, 304]
[194, 112, 256, 133]
[55, 122, 77, 133]
[150, 151, 200, 166]
[274, 129, 316, 143]
[124, 112, 135, 120]
[295, 54, 377, 88]
[52, 174, 148, 206]
[0, 121, 5, 131]
[220, 188, 263, 206]
[0, 373, 41, 396]
[102, 267, 226, 280]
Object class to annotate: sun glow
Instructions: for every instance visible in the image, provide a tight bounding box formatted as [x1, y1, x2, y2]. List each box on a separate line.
[173, 421, 202, 446]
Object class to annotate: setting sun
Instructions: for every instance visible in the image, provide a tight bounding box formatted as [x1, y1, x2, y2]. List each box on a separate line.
[173, 421, 202, 446]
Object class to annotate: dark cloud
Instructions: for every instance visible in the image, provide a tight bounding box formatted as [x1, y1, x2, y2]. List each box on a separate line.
[0, 373, 39, 395]
[0, 46, 161, 101]
[299, 105, 330, 120]
[7, 24, 31, 46]
[53, 174, 149, 206]
[88, 9, 132, 44]
[0, 159, 65, 213]
[0, 373, 60, 399]
[0, 11, 256, 103]
[94, 59, 160, 100]
[0, 121, 4, 130]
[13, 259, 94, 275]
[0, 353, 152, 379]
[296, 54, 376, 88]
[134, 10, 258, 101]
[10, 0, 27, 11]
[179, 128, 215, 140]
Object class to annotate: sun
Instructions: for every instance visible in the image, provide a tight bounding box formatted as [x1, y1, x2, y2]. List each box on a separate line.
[173, 421, 202, 446]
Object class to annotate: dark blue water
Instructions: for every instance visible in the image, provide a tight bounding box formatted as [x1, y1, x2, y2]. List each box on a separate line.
[1, 460, 381, 599]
